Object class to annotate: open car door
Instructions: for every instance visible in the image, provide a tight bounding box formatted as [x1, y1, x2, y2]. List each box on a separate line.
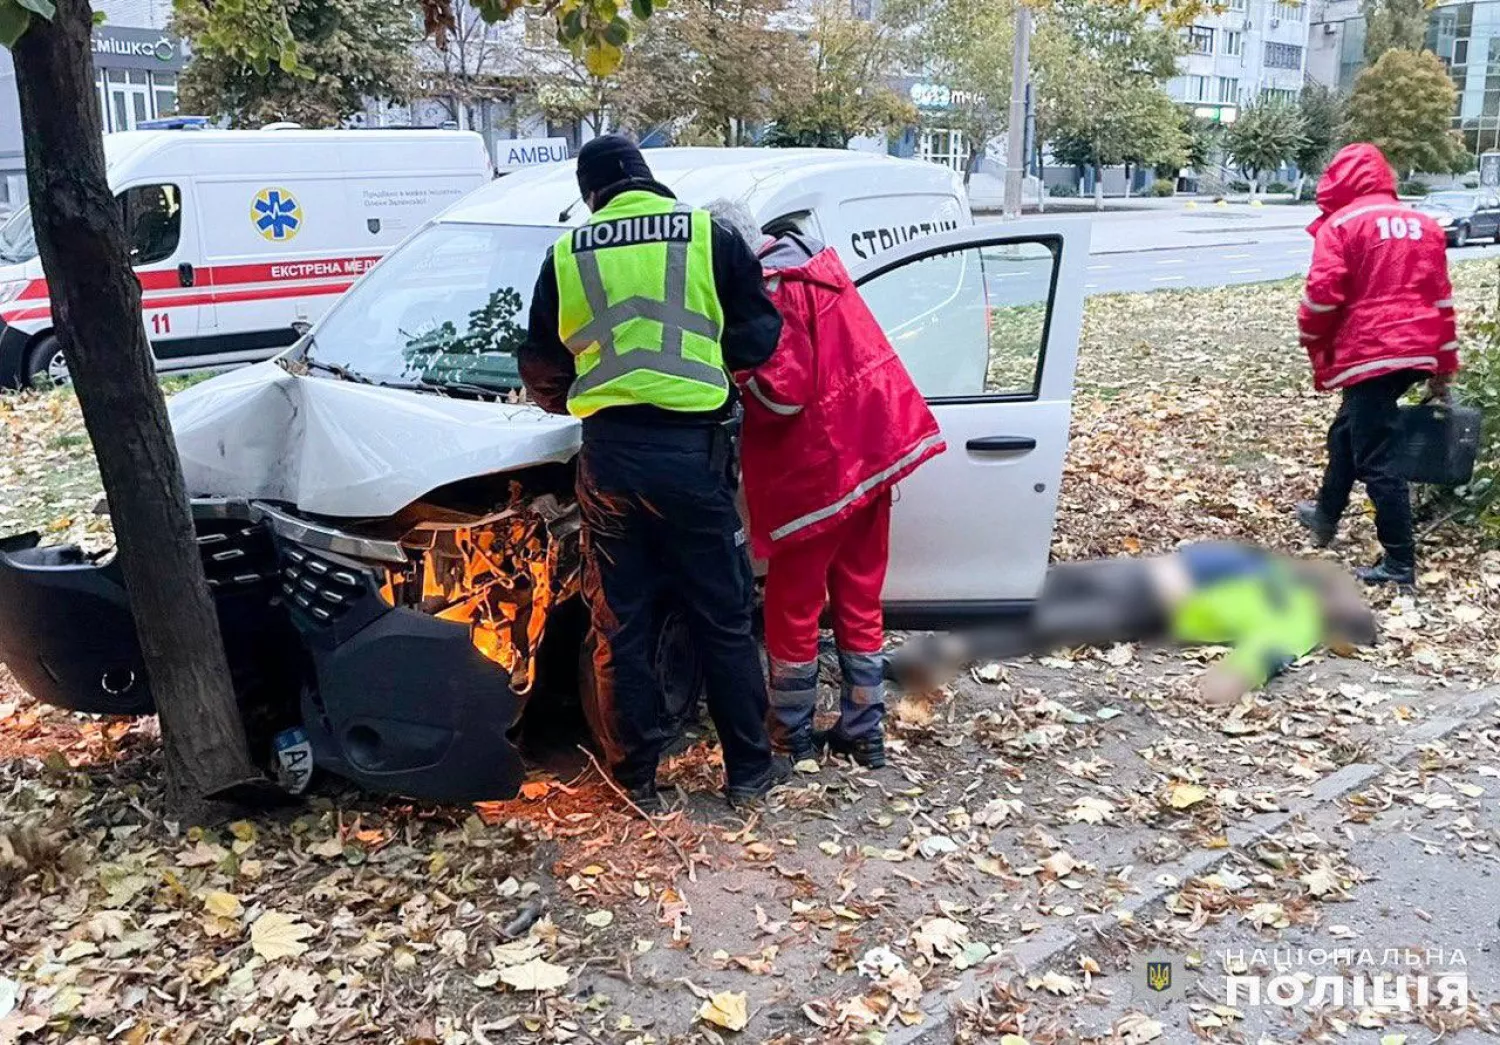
[848, 218, 1089, 628]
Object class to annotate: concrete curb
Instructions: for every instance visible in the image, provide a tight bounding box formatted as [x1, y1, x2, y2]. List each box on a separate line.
[885, 685, 1500, 1045]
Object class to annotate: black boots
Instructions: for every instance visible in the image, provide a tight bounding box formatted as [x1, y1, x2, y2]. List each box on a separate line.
[817, 728, 887, 769]
[1296, 501, 1336, 548]
[1356, 557, 1416, 586]
[624, 780, 664, 815]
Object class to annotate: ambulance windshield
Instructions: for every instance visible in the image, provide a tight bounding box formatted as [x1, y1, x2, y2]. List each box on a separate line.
[309, 222, 558, 392]
[0, 207, 36, 264]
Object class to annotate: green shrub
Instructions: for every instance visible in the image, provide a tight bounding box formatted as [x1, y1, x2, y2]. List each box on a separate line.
[1399, 179, 1430, 196]
[1049, 183, 1079, 197]
[1267, 180, 1290, 194]
[1149, 178, 1176, 197]
[1228, 179, 1250, 192]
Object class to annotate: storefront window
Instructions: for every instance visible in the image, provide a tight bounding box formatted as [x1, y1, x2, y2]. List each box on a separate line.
[918, 127, 967, 172]
[152, 73, 178, 120]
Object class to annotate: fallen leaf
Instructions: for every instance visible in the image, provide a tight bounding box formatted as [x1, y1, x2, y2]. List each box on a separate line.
[1165, 781, 1209, 809]
[1039, 970, 1077, 995]
[918, 835, 959, 859]
[697, 990, 749, 1032]
[1069, 797, 1116, 824]
[499, 958, 571, 992]
[1300, 864, 1342, 898]
[584, 910, 614, 928]
[520, 781, 550, 800]
[202, 891, 243, 919]
[249, 911, 316, 961]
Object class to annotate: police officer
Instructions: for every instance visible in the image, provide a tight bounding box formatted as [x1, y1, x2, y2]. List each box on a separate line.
[519, 136, 785, 812]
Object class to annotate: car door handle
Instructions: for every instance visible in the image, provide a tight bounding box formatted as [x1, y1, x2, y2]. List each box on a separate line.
[178, 262, 195, 288]
[966, 435, 1036, 453]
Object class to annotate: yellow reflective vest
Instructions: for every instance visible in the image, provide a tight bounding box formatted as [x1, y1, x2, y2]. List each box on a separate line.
[552, 190, 729, 418]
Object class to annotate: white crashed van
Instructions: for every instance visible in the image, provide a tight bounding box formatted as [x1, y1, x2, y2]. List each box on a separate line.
[0, 147, 1089, 802]
[0, 126, 491, 387]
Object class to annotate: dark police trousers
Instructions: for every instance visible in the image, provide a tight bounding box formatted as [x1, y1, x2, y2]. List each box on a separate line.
[576, 417, 774, 792]
[1315, 368, 1423, 568]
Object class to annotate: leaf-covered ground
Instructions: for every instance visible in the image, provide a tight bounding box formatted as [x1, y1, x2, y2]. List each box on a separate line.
[3, 267, 1500, 1045]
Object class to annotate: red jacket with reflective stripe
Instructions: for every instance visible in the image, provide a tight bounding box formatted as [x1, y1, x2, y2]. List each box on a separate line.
[735, 233, 944, 559]
[1299, 143, 1458, 391]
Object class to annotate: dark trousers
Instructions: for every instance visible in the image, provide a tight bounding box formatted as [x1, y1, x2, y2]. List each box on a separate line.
[1315, 369, 1422, 568]
[576, 419, 773, 792]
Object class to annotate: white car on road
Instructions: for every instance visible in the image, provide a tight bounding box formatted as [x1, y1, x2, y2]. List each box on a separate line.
[0, 147, 1088, 801]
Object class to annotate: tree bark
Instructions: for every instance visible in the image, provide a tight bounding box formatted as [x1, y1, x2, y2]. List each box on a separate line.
[12, 0, 265, 815]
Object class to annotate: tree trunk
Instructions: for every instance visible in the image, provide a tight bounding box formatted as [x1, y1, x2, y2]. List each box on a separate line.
[12, 0, 265, 815]
[1093, 162, 1104, 210]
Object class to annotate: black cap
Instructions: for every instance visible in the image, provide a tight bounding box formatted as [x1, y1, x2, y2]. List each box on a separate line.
[576, 134, 654, 199]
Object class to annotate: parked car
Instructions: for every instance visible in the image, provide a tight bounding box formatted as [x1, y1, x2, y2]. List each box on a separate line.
[0, 148, 1089, 802]
[1412, 189, 1500, 246]
[0, 126, 491, 388]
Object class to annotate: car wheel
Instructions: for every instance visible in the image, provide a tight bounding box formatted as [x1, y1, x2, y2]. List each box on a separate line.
[22, 335, 68, 388]
[578, 601, 706, 761]
[1455, 223, 1470, 247]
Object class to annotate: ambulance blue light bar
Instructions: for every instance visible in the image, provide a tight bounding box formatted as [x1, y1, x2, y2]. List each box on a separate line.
[137, 116, 212, 130]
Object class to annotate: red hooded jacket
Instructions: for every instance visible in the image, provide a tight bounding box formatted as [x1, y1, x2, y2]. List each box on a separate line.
[1298, 143, 1459, 391]
[736, 233, 945, 559]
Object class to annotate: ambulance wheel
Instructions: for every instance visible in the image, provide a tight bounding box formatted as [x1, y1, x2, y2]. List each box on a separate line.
[22, 336, 68, 388]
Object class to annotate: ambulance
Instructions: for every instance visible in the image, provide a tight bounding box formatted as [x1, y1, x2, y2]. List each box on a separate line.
[0, 147, 1090, 803]
[0, 125, 492, 387]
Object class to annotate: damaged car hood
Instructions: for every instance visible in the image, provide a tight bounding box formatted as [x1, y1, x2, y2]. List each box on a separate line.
[170, 362, 580, 517]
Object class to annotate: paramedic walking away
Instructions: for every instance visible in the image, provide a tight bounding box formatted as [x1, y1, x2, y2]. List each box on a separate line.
[1296, 143, 1460, 586]
[519, 138, 785, 812]
[708, 200, 945, 769]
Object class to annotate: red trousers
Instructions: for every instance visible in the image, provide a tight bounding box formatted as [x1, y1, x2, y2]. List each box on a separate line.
[763, 491, 892, 663]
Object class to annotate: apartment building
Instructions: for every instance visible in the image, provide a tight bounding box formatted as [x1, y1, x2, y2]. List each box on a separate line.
[1166, 0, 1313, 118]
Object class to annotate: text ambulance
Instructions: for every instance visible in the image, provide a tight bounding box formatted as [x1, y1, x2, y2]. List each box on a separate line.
[0, 127, 491, 387]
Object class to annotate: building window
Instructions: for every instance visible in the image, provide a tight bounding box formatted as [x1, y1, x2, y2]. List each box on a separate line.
[918, 127, 968, 172]
[1217, 77, 1240, 103]
[1272, 0, 1305, 20]
[1260, 87, 1299, 105]
[1185, 74, 1212, 102]
[1264, 41, 1304, 69]
[1186, 25, 1215, 54]
[1222, 30, 1244, 56]
[152, 73, 178, 120]
[1229, 0, 1246, 10]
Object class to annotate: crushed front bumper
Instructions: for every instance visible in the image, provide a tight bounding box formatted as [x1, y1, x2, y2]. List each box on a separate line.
[0, 500, 528, 802]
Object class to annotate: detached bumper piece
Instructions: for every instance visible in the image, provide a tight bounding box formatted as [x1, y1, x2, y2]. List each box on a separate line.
[272, 539, 527, 803]
[0, 518, 297, 724]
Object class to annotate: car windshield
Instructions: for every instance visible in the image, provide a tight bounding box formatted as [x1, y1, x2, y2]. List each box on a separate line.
[1424, 191, 1475, 209]
[308, 221, 559, 391]
[0, 206, 36, 264]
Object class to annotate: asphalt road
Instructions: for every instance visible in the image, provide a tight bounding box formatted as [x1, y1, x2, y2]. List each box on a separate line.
[1085, 236, 1500, 295]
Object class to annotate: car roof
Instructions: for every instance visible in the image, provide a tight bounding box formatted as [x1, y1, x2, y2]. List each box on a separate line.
[438, 147, 964, 230]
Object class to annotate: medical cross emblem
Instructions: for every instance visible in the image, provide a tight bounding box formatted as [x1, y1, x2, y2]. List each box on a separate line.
[252, 188, 302, 241]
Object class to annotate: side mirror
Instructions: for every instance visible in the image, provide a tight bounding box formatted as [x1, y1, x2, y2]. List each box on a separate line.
[291, 320, 312, 337]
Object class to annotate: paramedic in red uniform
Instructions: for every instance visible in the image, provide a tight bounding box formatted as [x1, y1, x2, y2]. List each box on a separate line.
[1295, 142, 1460, 586]
[708, 200, 945, 769]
